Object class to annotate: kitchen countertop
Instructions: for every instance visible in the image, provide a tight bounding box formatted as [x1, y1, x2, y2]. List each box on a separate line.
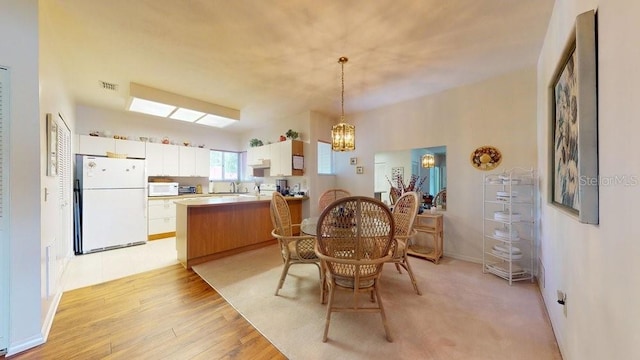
[174, 194, 307, 207]
[148, 193, 287, 200]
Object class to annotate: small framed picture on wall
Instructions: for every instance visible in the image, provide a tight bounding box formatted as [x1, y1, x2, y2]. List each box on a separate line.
[356, 166, 364, 174]
[350, 157, 357, 165]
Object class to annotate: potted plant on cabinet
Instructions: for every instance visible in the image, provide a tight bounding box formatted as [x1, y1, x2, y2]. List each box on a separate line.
[285, 129, 299, 140]
[249, 138, 263, 147]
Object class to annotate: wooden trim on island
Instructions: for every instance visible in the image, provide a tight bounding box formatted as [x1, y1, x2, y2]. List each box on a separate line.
[175, 197, 303, 269]
[148, 231, 176, 241]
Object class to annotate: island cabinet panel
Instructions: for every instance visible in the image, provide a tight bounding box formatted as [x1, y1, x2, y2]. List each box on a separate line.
[176, 199, 303, 268]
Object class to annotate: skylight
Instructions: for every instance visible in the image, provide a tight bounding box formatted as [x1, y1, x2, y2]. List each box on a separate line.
[126, 83, 240, 128]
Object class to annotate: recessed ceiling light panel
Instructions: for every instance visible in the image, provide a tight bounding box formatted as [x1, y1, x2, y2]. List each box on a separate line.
[127, 83, 240, 127]
[197, 114, 236, 128]
[170, 107, 205, 122]
[129, 97, 176, 117]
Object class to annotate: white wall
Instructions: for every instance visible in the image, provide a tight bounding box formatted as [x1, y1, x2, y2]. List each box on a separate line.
[39, 0, 78, 344]
[336, 67, 538, 262]
[537, 0, 640, 358]
[0, 0, 43, 355]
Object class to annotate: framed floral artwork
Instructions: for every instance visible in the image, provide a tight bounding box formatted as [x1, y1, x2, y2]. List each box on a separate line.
[551, 10, 598, 224]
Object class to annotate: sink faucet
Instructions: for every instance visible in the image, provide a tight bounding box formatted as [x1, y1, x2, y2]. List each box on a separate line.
[230, 182, 236, 193]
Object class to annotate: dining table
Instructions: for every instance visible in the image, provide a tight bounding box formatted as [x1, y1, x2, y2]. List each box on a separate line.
[300, 217, 319, 236]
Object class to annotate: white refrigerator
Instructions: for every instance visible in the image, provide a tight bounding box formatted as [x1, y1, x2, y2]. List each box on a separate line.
[75, 155, 147, 254]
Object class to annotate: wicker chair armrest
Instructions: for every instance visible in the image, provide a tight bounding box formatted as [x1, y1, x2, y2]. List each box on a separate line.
[271, 229, 315, 244]
[389, 228, 417, 256]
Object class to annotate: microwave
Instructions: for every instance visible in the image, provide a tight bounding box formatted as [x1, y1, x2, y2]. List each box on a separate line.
[148, 182, 179, 197]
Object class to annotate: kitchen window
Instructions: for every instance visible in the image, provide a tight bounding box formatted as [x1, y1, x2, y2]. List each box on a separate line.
[209, 150, 239, 181]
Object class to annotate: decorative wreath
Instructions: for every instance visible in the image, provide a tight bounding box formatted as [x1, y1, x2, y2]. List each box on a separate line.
[470, 146, 502, 171]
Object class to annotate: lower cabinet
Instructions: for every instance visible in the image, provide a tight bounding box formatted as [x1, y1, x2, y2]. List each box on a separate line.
[148, 199, 177, 239]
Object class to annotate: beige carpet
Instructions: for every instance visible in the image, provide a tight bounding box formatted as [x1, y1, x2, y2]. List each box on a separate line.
[193, 245, 561, 360]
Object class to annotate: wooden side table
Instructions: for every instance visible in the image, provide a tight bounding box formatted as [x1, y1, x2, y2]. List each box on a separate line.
[407, 213, 444, 264]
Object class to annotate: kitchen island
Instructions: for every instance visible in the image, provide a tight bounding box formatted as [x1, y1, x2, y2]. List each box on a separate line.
[174, 195, 307, 268]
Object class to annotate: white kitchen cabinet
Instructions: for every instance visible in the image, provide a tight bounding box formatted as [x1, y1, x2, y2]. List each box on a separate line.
[269, 140, 303, 177]
[77, 135, 146, 158]
[148, 198, 177, 238]
[115, 139, 145, 159]
[482, 168, 535, 285]
[78, 135, 115, 156]
[178, 146, 210, 177]
[247, 145, 270, 166]
[179, 146, 196, 176]
[146, 143, 180, 176]
[195, 147, 210, 177]
[247, 145, 271, 177]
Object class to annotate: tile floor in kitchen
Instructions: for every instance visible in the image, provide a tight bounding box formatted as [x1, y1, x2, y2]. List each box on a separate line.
[62, 237, 179, 291]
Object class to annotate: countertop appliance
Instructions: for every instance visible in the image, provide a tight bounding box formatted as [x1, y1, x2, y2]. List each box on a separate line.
[74, 155, 147, 254]
[276, 179, 288, 195]
[259, 183, 279, 197]
[178, 185, 196, 194]
[148, 182, 179, 197]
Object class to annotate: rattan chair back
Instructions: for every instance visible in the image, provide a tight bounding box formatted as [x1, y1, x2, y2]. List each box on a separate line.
[389, 191, 422, 295]
[318, 188, 351, 212]
[315, 196, 395, 342]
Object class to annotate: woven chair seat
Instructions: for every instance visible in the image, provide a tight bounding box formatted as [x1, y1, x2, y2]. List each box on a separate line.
[335, 277, 375, 289]
[270, 192, 322, 297]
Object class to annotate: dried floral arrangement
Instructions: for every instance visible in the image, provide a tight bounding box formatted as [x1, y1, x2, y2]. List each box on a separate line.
[386, 173, 427, 198]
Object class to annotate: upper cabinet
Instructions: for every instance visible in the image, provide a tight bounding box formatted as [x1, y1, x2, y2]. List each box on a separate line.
[77, 135, 209, 178]
[247, 145, 271, 167]
[179, 146, 210, 177]
[146, 143, 180, 176]
[194, 147, 210, 177]
[269, 140, 303, 177]
[246, 140, 303, 177]
[77, 135, 146, 159]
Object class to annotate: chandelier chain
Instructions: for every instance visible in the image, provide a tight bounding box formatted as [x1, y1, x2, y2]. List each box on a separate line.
[338, 56, 348, 120]
[341, 59, 345, 118]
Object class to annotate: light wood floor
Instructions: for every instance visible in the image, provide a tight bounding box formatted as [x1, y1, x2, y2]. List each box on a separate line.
[7, 264, 286, 359]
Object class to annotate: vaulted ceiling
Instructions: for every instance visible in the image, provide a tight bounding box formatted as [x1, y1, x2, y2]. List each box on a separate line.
[41, 0, 554, 132]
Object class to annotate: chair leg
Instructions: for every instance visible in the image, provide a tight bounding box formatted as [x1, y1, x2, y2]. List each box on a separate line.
[373, 282, 393, 342]
[317, 262, 326, 304]
[403, 257, 422, 295]
[323, 284, 336, 342]
[274, 260, 291, 296]
[394, 262, 402, 274]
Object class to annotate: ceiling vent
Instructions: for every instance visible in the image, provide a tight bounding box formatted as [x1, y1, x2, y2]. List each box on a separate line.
[99, 81, 119, 91]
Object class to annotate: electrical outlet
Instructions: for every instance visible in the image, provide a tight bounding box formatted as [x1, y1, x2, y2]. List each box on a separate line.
[557, 290, 567, 317]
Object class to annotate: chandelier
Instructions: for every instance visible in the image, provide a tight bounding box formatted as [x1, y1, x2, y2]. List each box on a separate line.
[331, 57, 355, 151]
[421, 153, 435, 168]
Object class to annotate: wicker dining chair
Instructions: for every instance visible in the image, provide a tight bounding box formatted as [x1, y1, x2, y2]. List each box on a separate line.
[388, 191, 422, 295]
[270, 192, 322, 297]
[315, 196, 395, 342]
[318, 188, 351, 212]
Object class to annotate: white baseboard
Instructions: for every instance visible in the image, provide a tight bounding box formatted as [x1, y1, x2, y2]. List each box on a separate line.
[42, 289, 63, 341]
[6, 333, 44, 357]
[444, 252, 482, 264]
[6, 288, 62, 356]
